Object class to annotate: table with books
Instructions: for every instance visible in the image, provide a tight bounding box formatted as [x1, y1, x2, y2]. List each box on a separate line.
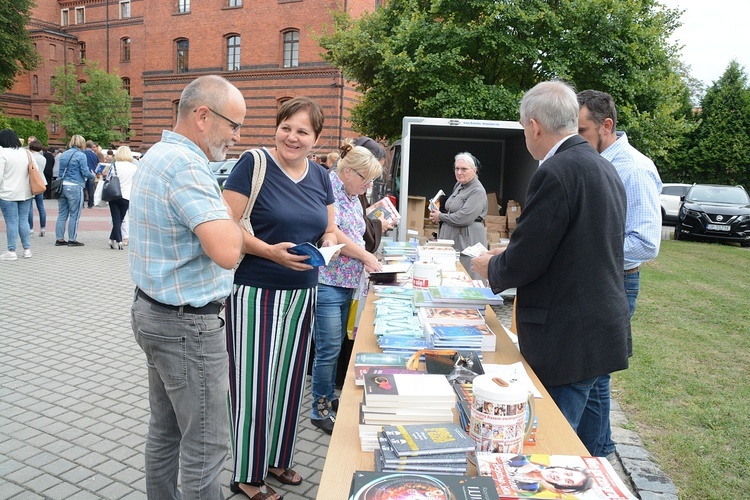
[318, 281, 591, 499]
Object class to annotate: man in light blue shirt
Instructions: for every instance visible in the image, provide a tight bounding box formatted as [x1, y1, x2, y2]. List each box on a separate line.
[129, 75, 245, 500]
[578, 89, 663, 460]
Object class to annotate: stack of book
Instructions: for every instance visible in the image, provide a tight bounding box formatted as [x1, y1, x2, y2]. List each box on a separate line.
[428, 285, 504, 307]
[353, 352, 411, 386]
[417, 306, 497, 352]
[416, 245, 458, 271]
[382, 241, 418, 262]
[373, 422, 475, 475]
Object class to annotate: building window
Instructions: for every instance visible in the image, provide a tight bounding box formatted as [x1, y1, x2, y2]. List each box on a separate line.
[79, 42, 86, 62]
[61, 9, 69, 26]
[49, 44, 57, 61]
[120, 0, 131, 18]
[33, 75, 39, 94]
[227, 35, 240, 71]
[283, 30, 299, 68]
[50, 76, 56, 95]
[34, 115, 39, 121]
[77, 80, 85, 92]
[51, 121, 58, 133]
[228, 0, 242, 6]
[122, 77, 131, 95]
[178, 0, 190, 13]
[176, 39, 189, 73]
[75, 7, 85, 24]
[121, 38, 131, 62]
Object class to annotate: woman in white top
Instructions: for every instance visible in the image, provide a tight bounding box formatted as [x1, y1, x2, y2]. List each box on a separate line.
[106, 145, 138, 249]
[0, 129, 33, 261]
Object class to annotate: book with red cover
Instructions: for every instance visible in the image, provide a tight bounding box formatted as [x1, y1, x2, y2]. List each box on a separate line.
[475, 453, 637, 499]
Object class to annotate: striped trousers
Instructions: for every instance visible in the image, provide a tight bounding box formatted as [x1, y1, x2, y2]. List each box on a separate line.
[226, 285, 315, 484]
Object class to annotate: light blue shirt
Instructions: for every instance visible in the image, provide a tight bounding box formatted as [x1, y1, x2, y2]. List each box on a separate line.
[128, 130, 233, 307]
[601, 132, 663, 269]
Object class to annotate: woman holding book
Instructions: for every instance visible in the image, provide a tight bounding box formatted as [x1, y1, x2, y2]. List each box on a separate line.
[222, 97, 338, 500]
[429, 152, 488, 278]
[310, 140, 383, 435]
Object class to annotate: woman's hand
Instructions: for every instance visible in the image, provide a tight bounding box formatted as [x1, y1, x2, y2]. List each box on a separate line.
[269, 242, 314, 271]
[429, 209, 441, 224]
[363, 254, 383, 273]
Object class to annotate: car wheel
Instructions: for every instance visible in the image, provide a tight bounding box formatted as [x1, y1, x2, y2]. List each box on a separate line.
[741, 241, 750, 248]
[661, 208, 666, 224]
[674, 222, 682, 241]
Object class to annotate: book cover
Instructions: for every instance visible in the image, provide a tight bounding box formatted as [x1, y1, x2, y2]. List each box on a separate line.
[363, 373, 455, 406]
[382, 422, 475, 457]
[429, 286, 504, 306]
[375, 448, 469, 475]
[354, 353, 410, 385]
[475, 453, 637, 499]
[348, 471, 500, 500]
[419, 307, 486, 325]
[429, 325, 496, 352]
[377, 336, 430, 352]
[288, 242, 345, 266]
[367, 196, 401, 224]
[429, 189, 446, 211]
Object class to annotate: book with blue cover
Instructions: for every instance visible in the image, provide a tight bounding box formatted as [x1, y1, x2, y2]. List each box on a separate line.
[287, 242, 344, 266]
[378, 435, 469, 465]
[382, 422, 475, 457]
[428, 286, 504, 306]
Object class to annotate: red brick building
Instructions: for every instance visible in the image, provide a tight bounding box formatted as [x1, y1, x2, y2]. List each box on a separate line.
[3, 0, 372, 156]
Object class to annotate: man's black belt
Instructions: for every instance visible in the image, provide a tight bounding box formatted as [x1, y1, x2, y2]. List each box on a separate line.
[474, 217, 484, 223]
[136, 288, 223, 315]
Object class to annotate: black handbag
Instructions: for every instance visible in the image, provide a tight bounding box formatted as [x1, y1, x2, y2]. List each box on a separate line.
[101, 163, 123, 202]
[52, 154, 73, 197]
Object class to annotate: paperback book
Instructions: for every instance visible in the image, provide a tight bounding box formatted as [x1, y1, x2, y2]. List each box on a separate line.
[382, 422, 475, 457]
[363, 373, 455, 407]
[366, 196, 401, 226]
[429, 286, 504, 306]
[475, 453, 637, 499]
[287, 242, 345, 266]
[348, 471, 500, 500]
[428, 324, 497, 352]
[354, 353, 409, 386]
[418, 307, 486, 326]
[374, 449, 468, 475]
[378, 435, 469, 465]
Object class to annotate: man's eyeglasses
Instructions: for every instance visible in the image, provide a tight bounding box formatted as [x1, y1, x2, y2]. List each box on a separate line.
[195, 107, 242, 134]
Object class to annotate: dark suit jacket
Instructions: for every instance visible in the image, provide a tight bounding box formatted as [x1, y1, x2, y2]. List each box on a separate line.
[488, 136, 630, 387]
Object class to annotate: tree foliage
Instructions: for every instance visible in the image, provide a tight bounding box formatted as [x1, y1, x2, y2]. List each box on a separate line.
[0, 113, 49, 145]
[688, 61, 750, 187]
[319, 0, 694, 164]
[0, 0, 39, 93]
[48, 62, 132, 146]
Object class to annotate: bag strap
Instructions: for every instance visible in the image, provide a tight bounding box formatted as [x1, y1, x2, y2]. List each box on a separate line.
[238, 149, 267, 232]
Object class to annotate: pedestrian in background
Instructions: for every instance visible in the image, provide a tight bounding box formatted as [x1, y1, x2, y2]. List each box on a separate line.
[106, 145, 138, 250]
[577, 89, 663, 460]
[472, 81, 630, 456]
[83, 141, 100, 208]
[0, 129, 33, 260]
[43, 146, 55, 199]
[129, 75, 245, 500]
[55, 135, 94, 247]
[28, 140, 47, 237]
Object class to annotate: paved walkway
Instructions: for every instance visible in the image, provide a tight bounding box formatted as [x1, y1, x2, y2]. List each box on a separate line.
[0, 201, 676, 499]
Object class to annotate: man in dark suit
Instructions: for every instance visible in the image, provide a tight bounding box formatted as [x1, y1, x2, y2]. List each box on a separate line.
[472, 81, 630, 455]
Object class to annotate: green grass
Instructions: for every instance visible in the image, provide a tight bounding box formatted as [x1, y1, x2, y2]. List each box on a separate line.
[613, 240, 750, 499]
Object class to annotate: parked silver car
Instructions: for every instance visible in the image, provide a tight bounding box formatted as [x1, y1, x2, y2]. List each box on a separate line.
[660, 183, 691, 224]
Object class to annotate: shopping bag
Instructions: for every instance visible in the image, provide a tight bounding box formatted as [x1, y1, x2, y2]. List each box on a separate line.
[346, 271, 371, 340]
[93, 178, 106, 207]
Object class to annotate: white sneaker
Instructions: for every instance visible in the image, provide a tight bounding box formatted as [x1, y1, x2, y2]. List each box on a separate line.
[0, 251, 18, 261]
[40, 228, 45, 237]
[23, 249, 32, 259]
[30, 229, 34, 236]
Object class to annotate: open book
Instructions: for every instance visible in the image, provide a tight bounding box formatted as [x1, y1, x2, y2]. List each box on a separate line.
[288, 243, 345, 266]
[429, 189, 446, 211]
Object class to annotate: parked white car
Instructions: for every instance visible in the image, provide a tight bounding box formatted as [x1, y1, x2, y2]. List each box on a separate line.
[660, 183, 691, 224]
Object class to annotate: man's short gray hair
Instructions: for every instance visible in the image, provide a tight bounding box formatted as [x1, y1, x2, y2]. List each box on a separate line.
[177, 75, 233, 119]
[520, 81, 579, 136]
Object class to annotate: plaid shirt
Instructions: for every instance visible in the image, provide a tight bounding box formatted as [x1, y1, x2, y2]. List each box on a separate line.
[128, 130, 233, 307]
[601, 132, 663, 269]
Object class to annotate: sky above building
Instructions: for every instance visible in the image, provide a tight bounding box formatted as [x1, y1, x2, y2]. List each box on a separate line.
[660, 0, 750, 86]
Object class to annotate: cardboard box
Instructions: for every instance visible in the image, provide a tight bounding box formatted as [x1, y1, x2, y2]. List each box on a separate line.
[485, 215, 507, 232]
[506, 200, 522, 230]
[486, 230, 502, 244]
[486, 192, 501, 216]
[407, 196, 427, 235]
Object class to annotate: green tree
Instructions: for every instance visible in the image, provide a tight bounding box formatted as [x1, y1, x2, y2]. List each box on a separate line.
[48, 62, 132, 146]
[689, 61, 750, 186]
[0, 0, 39, 93]
[319, 0, 693, 165]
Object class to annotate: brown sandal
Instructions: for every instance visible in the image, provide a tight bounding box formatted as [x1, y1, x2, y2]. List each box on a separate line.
[230, 481, 283, 500]
[267, 468, 303, 485]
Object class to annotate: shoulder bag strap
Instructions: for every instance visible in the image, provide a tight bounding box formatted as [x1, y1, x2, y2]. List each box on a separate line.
[238, 148, 267, 234]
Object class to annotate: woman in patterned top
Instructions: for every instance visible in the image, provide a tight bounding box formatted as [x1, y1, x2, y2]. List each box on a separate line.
[310, 141, 383, 435]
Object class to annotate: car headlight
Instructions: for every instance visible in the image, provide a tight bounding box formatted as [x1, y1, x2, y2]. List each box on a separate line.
[681, 207, 702, 217]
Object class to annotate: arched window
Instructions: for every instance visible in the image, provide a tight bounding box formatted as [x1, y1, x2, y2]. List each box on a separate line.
[121, 38, 131, 62]
[227, 35, 241, 71]
[282, 30, 299, 68]
[176, 39, 189, 73]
